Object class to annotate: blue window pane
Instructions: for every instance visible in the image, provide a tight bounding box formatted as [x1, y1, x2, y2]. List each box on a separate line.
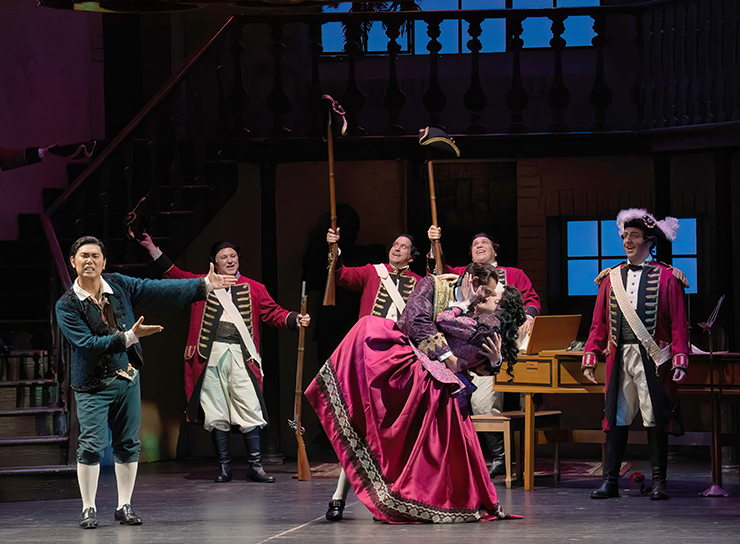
[673, 218, 697, 255]
[567, 221, 598, 257]
[513, 0, 551, 7]
[463, 0, 506, 8]
[563, 15, 596, 47]
[601, 220, 623, 257]
[367, 22, 389, 52]
[521, 17, 552, 48]
[569, 260, 599, 295]
[672, 257, 697, 294]
[601, 258, 624, 271]
[415, 18, 460, 54]
[462, 18, 506, 53]
[322, 22, 345, 54]
[558, 0, 600, 6]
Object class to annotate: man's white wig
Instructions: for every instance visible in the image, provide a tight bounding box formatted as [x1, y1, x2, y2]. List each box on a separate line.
[616, 208, 679, 242]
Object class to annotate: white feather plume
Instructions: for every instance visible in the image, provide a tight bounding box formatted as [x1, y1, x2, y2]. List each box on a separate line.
[616, 208, 649, 236]
[657, 216, 679, 242]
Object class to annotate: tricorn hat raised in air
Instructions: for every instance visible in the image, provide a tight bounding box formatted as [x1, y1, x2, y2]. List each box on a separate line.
[418, 126, 460, 158]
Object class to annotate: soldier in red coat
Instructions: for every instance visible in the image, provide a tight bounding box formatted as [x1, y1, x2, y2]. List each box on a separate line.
[582, 209, 689, 501]
[139, 235, 310, 483]
[427, 226, 541, 478]
[326, 228, 422, 321]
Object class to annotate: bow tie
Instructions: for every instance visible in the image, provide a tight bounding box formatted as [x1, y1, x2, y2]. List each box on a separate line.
[627, 263, 643, 271]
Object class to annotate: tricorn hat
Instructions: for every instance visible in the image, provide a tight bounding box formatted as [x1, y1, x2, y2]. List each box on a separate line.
[419, 126, 460, 158]
[616, 208, 679, 242]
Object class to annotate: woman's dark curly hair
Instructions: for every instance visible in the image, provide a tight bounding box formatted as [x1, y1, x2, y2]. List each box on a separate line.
[496, 285, 527, 377]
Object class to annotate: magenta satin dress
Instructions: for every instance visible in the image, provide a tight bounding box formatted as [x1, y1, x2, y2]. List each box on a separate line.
[305, 315, 505, 523]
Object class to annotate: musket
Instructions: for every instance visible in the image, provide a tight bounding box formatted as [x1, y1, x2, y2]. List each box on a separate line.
[289, 281, 312, 481]
[322, 115, 339, 306]
[427, 160, 443, 275]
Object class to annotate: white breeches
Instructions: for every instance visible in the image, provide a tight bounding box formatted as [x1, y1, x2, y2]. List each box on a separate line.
[469, 374, 504, 415]
[200, 341, 266, 433]
[616, 344, 656, 428]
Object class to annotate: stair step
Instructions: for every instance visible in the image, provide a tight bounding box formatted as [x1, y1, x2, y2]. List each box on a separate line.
[0, 406, 64, 416]
[0, 435, 68, 446]
[0, 464, 78, 502]
[0, 380, 55, 387]
[0, 438, 69, 467]
[0, 464, 76, 476]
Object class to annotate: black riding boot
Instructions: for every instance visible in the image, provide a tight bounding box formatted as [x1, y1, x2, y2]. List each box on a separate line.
[484, 432, 506, 478]
[592, 426, 629, 499]
[210, 429, 232, 483]
[647, 426, 669, 500]
[243, 428, 275, 483]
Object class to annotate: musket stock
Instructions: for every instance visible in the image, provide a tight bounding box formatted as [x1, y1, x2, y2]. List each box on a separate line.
[293, 281, 311, 481]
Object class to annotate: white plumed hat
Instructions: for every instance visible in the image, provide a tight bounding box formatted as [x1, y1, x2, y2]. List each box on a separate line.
[616, 208, 679, 242]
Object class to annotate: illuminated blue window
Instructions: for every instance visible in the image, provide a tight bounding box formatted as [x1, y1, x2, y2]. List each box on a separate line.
[566, 217, 699, 296]
[672, 218, 698, 294]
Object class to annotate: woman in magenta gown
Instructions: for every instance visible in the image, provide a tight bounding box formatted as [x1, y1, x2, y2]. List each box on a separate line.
[306, 265, 525, 523]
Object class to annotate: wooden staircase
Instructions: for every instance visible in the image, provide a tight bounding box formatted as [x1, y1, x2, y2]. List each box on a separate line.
[0, 350, 77, 502]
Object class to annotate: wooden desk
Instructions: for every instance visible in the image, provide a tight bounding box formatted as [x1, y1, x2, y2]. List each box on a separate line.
[493, 351, 740, 490]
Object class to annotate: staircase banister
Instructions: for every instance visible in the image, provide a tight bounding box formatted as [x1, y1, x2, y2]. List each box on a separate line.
[41, 15, 239, 291]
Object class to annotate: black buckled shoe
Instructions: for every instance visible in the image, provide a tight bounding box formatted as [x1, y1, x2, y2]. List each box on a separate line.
[326, 499, 345, 521]
[79, 507, 98, 529]
[591, 478, 619, 499]
[114, 504, 142, 525]
[650, 479, 669, 500]
[246, 465, 275, 483]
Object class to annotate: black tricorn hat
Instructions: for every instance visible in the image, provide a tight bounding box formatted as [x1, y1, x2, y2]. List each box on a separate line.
[419, 126, 460, 158]
[321, 94, 348, 137]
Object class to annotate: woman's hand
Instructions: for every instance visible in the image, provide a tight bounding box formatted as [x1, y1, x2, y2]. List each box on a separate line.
[444, 354, 464, 374]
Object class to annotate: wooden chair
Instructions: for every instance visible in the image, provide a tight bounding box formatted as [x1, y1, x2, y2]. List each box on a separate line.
[472, 410, 562, 488]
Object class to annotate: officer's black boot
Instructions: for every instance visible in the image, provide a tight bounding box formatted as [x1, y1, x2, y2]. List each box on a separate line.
[243, 428, 275, 483]
[591, 426, 629, 499]
[484, 432, 506, 478]
[210, 429, 232, 483]
[647, 426, 669, 500]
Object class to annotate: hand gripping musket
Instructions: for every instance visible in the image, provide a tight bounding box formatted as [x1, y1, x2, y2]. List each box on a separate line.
[288, 281, 312, 481]
[419, 127, 460, 275]
[321, 95, 347, 306]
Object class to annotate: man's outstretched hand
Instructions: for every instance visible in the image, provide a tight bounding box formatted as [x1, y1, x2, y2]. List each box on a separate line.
[208, 263, 237, 289]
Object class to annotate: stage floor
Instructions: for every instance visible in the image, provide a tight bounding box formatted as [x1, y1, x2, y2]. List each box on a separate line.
[1, 458, 739, 543]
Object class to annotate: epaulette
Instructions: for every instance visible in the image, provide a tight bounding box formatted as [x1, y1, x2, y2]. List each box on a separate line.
[660, 262, 689, 289]
[594, 266, 613, 286]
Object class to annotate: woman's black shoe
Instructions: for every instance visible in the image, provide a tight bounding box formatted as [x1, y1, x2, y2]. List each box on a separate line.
[326, 499, 345, 521]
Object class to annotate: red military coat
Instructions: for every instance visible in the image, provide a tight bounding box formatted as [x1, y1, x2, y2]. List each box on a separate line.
[335, 261, 421, 319]
[582, 262, 689, 433]
[446, 264, 541, 317]
[152, 255, 295, 402]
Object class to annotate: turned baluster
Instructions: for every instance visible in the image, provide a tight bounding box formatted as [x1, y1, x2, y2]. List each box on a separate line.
[505, 15, 528, 133]
[588, 13, 612, 131]
[546, 15, 571, 132]
[463, 16, 487, 135]
[383, 17, 406, 135]
[422, 17, 447, 128]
